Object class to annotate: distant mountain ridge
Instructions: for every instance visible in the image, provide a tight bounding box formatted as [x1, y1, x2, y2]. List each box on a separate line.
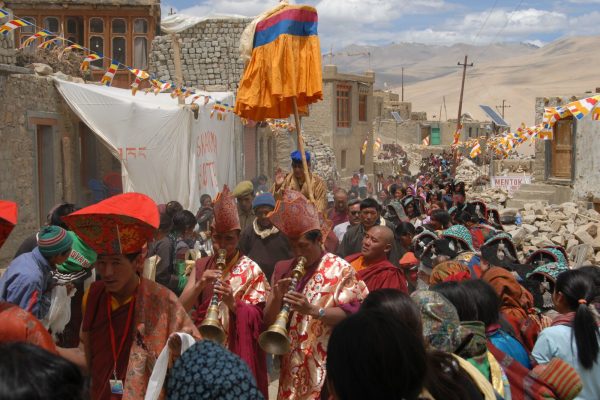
[330, 36, 600, 129]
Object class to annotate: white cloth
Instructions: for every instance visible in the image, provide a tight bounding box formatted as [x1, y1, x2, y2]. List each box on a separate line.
[54, 78, 236, 211]
[358, 173, 368, 188]
[144, 332, 196, 400]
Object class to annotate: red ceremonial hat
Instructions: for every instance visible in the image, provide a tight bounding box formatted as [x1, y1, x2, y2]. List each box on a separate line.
[0, 200, 18, 250]
[63, 193, 159, 255]
[213, 185, 241, 233]
[268, 190, 323, 239]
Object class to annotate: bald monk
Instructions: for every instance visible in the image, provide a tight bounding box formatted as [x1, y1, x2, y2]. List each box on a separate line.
[345, 226, 408, 293]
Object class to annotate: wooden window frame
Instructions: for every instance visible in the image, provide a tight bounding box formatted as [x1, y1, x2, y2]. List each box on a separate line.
[358, 93, 367, 122]
[337, 84, 352, 128]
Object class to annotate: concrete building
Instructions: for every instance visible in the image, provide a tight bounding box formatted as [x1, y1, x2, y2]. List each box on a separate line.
[532, 93, 600, 205]
[302, 65, 376, 184]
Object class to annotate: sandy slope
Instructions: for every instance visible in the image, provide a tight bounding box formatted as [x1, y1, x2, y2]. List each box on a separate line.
[396, 36, 600, 128]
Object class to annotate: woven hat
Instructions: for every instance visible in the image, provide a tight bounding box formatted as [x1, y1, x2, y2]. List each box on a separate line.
[232, 181, 254, 198]
[167, 340, 263, 400]
[38, 225, 73, 257]
[268, 189, 322, 239]
[0, 200, 17, 250]
[213, 185, 241, 233]
[63, 193, 159, 255]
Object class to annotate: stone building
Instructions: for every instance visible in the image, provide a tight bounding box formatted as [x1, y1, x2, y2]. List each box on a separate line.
[532, 92, 600, 204]
[3, 0, 160, 88]
[0, 65, 119, 265]
[301, 64, 376, 184]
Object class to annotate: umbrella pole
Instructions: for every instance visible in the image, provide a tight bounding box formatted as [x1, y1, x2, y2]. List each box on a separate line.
[292, 97, 315, 204]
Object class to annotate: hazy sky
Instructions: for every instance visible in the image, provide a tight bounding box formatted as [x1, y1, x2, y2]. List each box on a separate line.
[162, 0, 600, 48]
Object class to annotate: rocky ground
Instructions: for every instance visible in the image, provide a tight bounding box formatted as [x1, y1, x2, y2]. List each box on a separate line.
[460, 157, 600, 265]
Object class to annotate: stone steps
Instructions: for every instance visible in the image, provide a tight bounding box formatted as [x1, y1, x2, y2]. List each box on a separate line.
[506, 183, 572, 208]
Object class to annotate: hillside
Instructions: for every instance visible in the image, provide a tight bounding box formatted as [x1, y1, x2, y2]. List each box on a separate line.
[333, 36, 600, 128]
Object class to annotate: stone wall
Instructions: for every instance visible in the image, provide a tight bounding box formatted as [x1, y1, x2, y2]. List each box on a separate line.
[0, 69, 118, 268]
[0, 13, 16, 65]
[148, 17, 252, 91]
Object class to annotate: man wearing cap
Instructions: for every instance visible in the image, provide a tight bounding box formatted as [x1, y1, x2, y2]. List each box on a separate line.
[0, 200, 58, 354]
[266, 190, 368, 400]
[180, 185, 270, 397]
[238, 193, 293, 282]
[0, 225, 72, 320]
[232, 180, 256, 231]
[272, 150, 327, 212]
[60, 193, 200, 399]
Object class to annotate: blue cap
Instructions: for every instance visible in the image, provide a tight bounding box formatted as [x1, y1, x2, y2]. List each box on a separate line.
[290, 150, 311, 163]
[252, 193, 276, 209]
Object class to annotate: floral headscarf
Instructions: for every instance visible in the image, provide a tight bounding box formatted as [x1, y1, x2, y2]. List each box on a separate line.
[411, 290, 462, 353]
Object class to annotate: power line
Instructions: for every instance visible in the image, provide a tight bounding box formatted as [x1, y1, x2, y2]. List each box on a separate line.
[472, 0, 499, 44]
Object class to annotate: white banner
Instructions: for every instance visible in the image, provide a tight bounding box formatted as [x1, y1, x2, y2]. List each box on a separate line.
[491, 174, 532, 194]
[54, 78, 235, 212]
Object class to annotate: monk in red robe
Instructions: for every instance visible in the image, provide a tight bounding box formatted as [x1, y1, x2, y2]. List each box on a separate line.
[179, 185, 270, 397]
[61, 193, 200, 400]
[345, 225, 408, 293]
[266, 190, 368, 400]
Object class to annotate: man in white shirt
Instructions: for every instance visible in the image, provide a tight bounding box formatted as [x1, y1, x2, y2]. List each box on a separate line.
[358, 168, 368, 199]
[333, 199, 361, 241]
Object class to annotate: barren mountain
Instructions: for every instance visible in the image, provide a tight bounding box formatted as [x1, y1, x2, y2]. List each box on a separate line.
[333, 37, 600, 128]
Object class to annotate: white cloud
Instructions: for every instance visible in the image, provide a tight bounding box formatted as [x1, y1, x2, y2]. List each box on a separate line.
[316, 0, 447, 24]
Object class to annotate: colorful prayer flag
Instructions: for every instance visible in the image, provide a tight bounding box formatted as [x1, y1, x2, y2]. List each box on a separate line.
[59, 43, 85, 59]
[593, 107, 600, 121]
[19, 30, 51, 48]
[361, 139, 368, 156]
[422, 136, 430, 146]
[38, 37, 63, 48]
[0, 19, 30, 35]
[0, 8, 10, 17]
[80, 54, 102, 71]
[100, 63, 119, 86]
[452, 124, 462, 146]
[565, 95, 600, 120]
[128, 68, 150, 95]
[469, 142, 481, 159]
[374, 137, 382, 153]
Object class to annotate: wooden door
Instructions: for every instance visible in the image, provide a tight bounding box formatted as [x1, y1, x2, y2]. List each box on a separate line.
[431, 127, 441, 145]
[551, 119, 573, 179]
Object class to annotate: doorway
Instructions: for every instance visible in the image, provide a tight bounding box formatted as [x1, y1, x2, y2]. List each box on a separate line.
[550, 118, 574, 180]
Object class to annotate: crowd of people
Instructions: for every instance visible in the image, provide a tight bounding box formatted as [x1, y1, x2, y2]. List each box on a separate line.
[0, 149, 599, 400]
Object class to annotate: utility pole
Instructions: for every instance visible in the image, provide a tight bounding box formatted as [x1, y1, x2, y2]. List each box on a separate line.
[401, 67, 404, 102]
[452, 55, 474, 176]
[495, 100, 511, 119]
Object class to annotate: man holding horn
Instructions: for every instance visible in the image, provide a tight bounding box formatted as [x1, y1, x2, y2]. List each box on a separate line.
[179, 185, 270, 397]
[265, 189, 368, 400]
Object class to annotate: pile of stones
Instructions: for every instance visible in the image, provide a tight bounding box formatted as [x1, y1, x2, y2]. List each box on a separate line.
[501, 202, 600, 264]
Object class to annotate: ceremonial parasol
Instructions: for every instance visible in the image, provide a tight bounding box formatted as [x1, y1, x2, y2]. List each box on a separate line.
[0, 200, 18, 249]
[235, 1, 323, 202]
[63, 193, 159, 255]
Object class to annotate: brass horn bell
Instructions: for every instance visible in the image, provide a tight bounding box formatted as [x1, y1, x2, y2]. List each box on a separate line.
[198, 249, 227, 344]
[259, 256, 307, 355]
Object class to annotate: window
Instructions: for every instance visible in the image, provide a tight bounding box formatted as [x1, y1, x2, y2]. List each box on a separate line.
[43, 17, 59, 33]
[359, 94, 367, 121]
[90, 18, 104, 33]
[67, 18, 77, 34]
[468, 127, 473, 138]
[112, 37, 126, 66]
[134, 18, 148, 34]
[341, 149, 347, 169]
[337, 84, 351, 128]
[21, 17, 35, 33]
[133, 37, 148, 69]
[112, 18, 127, 34]
[89, 36, 104, 67]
